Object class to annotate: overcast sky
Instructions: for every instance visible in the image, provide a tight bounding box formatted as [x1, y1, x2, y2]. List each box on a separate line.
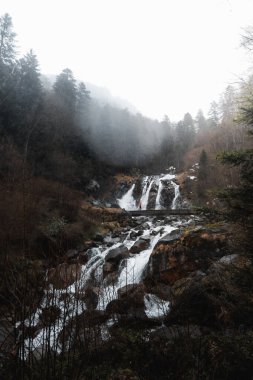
[1, 0, 253, 121]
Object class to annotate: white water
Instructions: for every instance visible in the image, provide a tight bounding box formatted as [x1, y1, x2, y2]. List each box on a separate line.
[144, 294, 170, 318]
[171, 181, 180, 209]
[21, 173, 189, 358]
[140, 178, 154, 210]
[155, 179, 163, 210]
[117, 173, 177, 211]
[118, 183, 137, 210]
[97, 223, 176, 310]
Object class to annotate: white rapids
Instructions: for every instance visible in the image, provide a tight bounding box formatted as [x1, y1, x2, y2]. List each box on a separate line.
[19, 173, 193, 359]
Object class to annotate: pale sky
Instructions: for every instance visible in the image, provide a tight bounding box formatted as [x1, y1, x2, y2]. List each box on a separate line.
[1, 0, 253, 120]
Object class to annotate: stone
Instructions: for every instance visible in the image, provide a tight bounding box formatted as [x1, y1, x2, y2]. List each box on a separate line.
[146, 225, 231, 286]
[39, 306, 61, 326]
[94, 233, 104, 242]
[66, 249, 78, 259]
[105, 245, 129, 263]
[130, 237, 150, 254]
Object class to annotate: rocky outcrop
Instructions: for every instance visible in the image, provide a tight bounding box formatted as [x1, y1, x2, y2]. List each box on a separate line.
[160, 180, 175, 208]
[147, 182, 158, 209]
[146, 225, 230, 286]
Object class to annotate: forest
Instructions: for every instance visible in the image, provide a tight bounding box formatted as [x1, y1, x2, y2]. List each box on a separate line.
[0, 11, 253, 380]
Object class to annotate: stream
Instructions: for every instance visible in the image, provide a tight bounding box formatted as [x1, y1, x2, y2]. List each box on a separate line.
[19, 173, 198, 358]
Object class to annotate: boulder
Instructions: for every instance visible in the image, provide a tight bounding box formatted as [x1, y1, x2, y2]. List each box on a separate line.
[105, 245, 129, 263]
[130, 237, 150, 254]
[146, 225, 230, 286]
[130, 230, 143, 239]
[106, 283, 146, 320]
[39, 306, 61, 326]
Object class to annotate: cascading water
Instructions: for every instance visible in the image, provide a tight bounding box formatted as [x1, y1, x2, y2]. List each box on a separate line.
[20, 172, 189, 358]
[155, 179, 164, 210]
[118, 173, 178, 211]
[140, 177, 154, 210]
[171, 181, 180, 209]
[118, 183, 137, 210]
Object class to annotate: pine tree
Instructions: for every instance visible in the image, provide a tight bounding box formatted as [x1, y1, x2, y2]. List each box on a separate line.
[0, 13, 16, 65]
[218, 95, 253, 226]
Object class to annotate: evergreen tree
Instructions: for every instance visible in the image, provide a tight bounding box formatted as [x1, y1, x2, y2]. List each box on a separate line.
[17, 50, 43, 113]
[53, 68, 77, 115]
[218, 95, 253, 225]
[0, 13, 16, 65]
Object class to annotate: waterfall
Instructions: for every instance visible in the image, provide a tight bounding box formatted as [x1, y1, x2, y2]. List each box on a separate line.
[155, 179, 163, 210]
[20, 171, 193, 358]
[171, 181, 180, 209]
[140, 177, 154, 210]
[96, 223, 176, 310]
[117, 183, 137, 210]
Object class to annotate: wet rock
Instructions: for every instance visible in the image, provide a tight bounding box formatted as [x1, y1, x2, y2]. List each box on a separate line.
[130, 230, 143, 239]
[130, 237, 150, 254]
[139, 222, 150, 230]
[147, 182, 159, 209]
[94, 233, 104, 242]
[157, 231, 183, 244]
[105, 245, 129, 263]
[146, 225, 230, 286]
[103, 261, 115, 276]
[117, 283, 145, 299]
[39, 306, 61, 326]
[107, 284, 146, 320]
[160, 180, 175, 208]
[84, 287, 100, 310]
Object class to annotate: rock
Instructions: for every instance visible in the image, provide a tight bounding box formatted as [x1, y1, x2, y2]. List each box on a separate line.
[83, 287, 100, 310]
[39, 306, 61, 326]
[117, 283, 145, 299]
[48, 263, 81, 289]
[218, 254, 238, 264]
[103, 261, 115, 276]
[160, 181, 175, 208]
[157, 231, 182, 244]
[130, 230, 143, 239]
[65, 249, 79, 259]
[146, 225, 230, 286]
[94, 233, 104, 242]
[130, 237, 150, 254]
[147, 182, 159, 209]
[105, 245, 129, 263]
[106, 283, 146, 320]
